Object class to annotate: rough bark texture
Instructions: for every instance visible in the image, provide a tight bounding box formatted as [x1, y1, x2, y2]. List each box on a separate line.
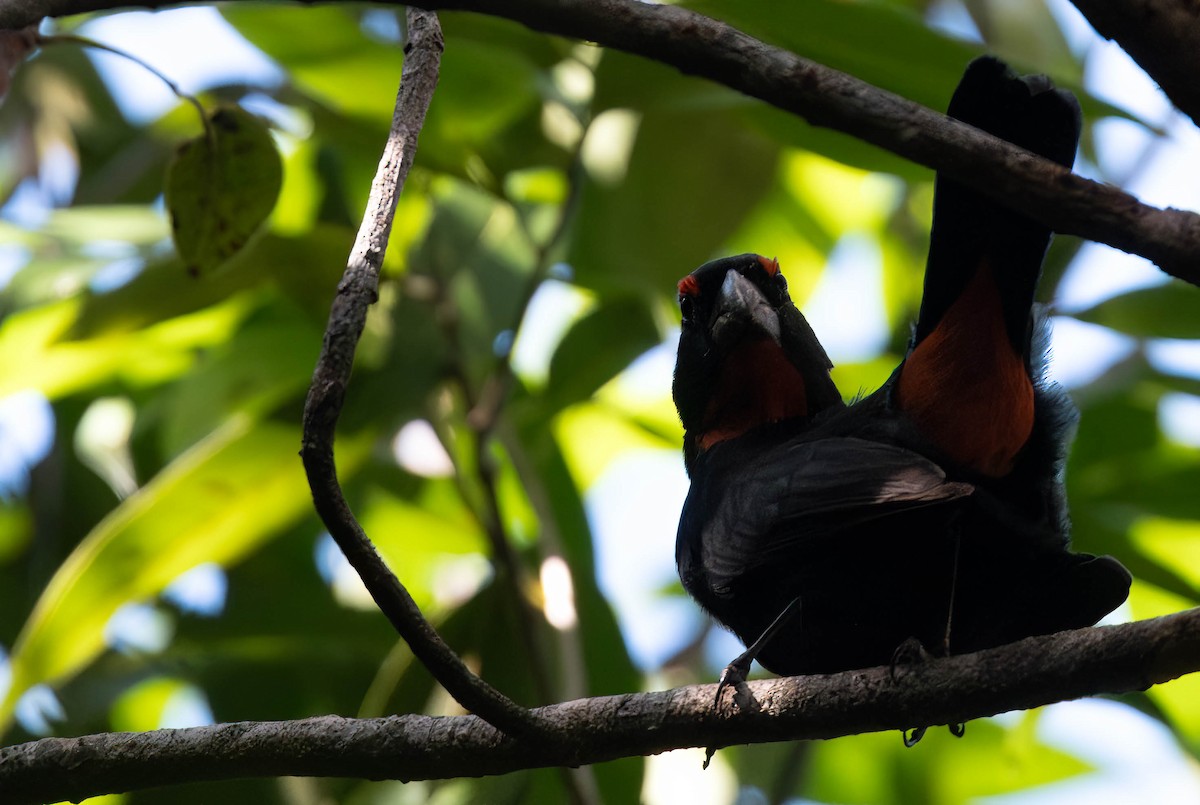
[2, 609, 1199, 804]
[296, 9, 553, 741]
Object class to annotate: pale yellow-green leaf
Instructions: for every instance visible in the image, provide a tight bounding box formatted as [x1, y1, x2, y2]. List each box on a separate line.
[0, 418, 371, 733]
[783, 151, 903, 238]
[269, 136, 322, 237]
[0, 296, 246, 399]
[1130, 517, 1200, 590]
[504, 167, 568, 206]
[108, 677, 190, 733]
[1132, 581, 1200, 747]
[555, 401, 677, 490]
[359, 487, 486, 612]
[41, 205, 170, 246]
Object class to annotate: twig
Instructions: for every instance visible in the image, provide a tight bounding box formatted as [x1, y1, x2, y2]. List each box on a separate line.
[37, 32, 213, 140]
[425, 284, 557, 705]
[3, 608, 1199, 804]
[467, 148, 586, 434]
[299, 8, 549, 741]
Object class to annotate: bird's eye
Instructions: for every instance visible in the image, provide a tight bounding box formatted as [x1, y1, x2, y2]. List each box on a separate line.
[679, 295, 695, 323]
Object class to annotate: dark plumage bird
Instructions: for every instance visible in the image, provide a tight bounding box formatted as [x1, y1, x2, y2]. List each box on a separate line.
[672, 57, 1131, 684]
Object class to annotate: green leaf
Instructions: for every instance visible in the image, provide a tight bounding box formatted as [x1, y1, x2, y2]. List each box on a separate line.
[222, 5, 407, 119]
[571, 70, 780, 294]
[1071, 282, 1200, 339]
[0, 296, 245, 400]
[544, 296, 660, 412]
[165, 106, 283, 277]
[0, 418, 369, 734]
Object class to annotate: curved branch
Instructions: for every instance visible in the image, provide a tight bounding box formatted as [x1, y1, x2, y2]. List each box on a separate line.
[298, 9, 547, 740]
[3, 609, 1199, 805]
[5, 0, 1200, 282]
[1069, 0, 1200, 128]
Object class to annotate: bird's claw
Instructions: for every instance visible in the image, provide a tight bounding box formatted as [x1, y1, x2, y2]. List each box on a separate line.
[714, 654, 751, 710]
[903, 726, 928, 747]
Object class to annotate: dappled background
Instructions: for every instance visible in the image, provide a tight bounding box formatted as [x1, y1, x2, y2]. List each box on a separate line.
[1, 1, 1200, 803]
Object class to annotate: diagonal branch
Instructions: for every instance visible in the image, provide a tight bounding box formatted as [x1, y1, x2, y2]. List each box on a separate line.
[3, 608, 1199, 805]
[5, 0, 1200, 281]
[405, 0, 1200, 283]
[1069, 0, 1200, 128]
[298, 8, 549, 741]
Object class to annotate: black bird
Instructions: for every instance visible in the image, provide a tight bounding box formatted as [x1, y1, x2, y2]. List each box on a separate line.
[672, 57, 1131, 691]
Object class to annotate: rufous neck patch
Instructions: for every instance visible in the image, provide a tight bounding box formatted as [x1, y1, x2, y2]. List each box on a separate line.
[895, 260, 1034, 477]
[697, 338, 808, 451]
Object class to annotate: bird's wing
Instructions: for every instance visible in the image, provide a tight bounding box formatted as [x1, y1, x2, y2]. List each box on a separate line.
[697, 436, 973, 591]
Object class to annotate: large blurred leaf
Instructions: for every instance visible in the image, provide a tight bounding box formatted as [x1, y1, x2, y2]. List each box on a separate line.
[151, 301, 322, 456]
[0, 418, 371, 734]
[543, 296, 660, 413]
[0, 295, 244, 400]
[1072, 282, 1200, 339]
[802, 717, 1088, 804]
[221, 6, 404, 119]
[166, 523, 401, 725]
[571, 73, 779, 293]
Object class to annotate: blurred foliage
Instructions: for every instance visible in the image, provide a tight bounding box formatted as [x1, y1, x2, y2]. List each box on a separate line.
[0, 1, 1198, 803]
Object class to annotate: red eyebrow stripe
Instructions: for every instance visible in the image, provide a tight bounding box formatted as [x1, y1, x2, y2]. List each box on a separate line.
[677, 275, 700, 296]
[757, 255, 780, 276]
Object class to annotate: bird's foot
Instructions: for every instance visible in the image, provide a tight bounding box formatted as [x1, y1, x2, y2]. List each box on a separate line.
[889, 636, 932, 681]
[714, 650, 754, 712]
[890, 637, 968, 744]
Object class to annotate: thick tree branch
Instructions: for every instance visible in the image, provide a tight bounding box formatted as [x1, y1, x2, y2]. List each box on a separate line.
[3, 609, 1199, 805]
[1070, 0, 1200, 128]
[298, 9, 549, 741]
[6, 0, 1200, 283]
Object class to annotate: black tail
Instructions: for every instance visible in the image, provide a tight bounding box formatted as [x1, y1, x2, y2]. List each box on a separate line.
[914, 56, 1081, 353]
[893, 57, 1082, 479]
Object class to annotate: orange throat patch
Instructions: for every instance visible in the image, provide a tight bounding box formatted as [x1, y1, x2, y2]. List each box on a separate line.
[697, 338, 809, 452]
[895, 262, 1035, 477]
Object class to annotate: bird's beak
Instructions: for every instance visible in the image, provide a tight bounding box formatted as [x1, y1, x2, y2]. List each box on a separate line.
[710, 270, 781, 347]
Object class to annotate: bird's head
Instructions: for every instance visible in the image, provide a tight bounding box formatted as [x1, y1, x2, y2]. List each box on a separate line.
[672, 254, 843, 473]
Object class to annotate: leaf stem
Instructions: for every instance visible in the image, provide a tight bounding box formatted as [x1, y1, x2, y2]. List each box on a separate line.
[38, 33, 214, 142]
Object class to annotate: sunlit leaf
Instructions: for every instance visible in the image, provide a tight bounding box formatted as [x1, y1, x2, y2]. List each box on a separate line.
[1131, 581, 1200, 753]
[0, 418, 371, 734]
[0, 296, 246, 400]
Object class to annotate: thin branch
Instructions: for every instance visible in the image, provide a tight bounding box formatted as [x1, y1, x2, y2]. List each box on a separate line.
[467, 148, 585, 434]
[1069, 0, 1200, 129]
[38, 33, 212, 140]
[298, 9, 548, 741]
[6, 0, 1200, 281]
[426, 287, 557, 706]
[3, 609, 1199, 805]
